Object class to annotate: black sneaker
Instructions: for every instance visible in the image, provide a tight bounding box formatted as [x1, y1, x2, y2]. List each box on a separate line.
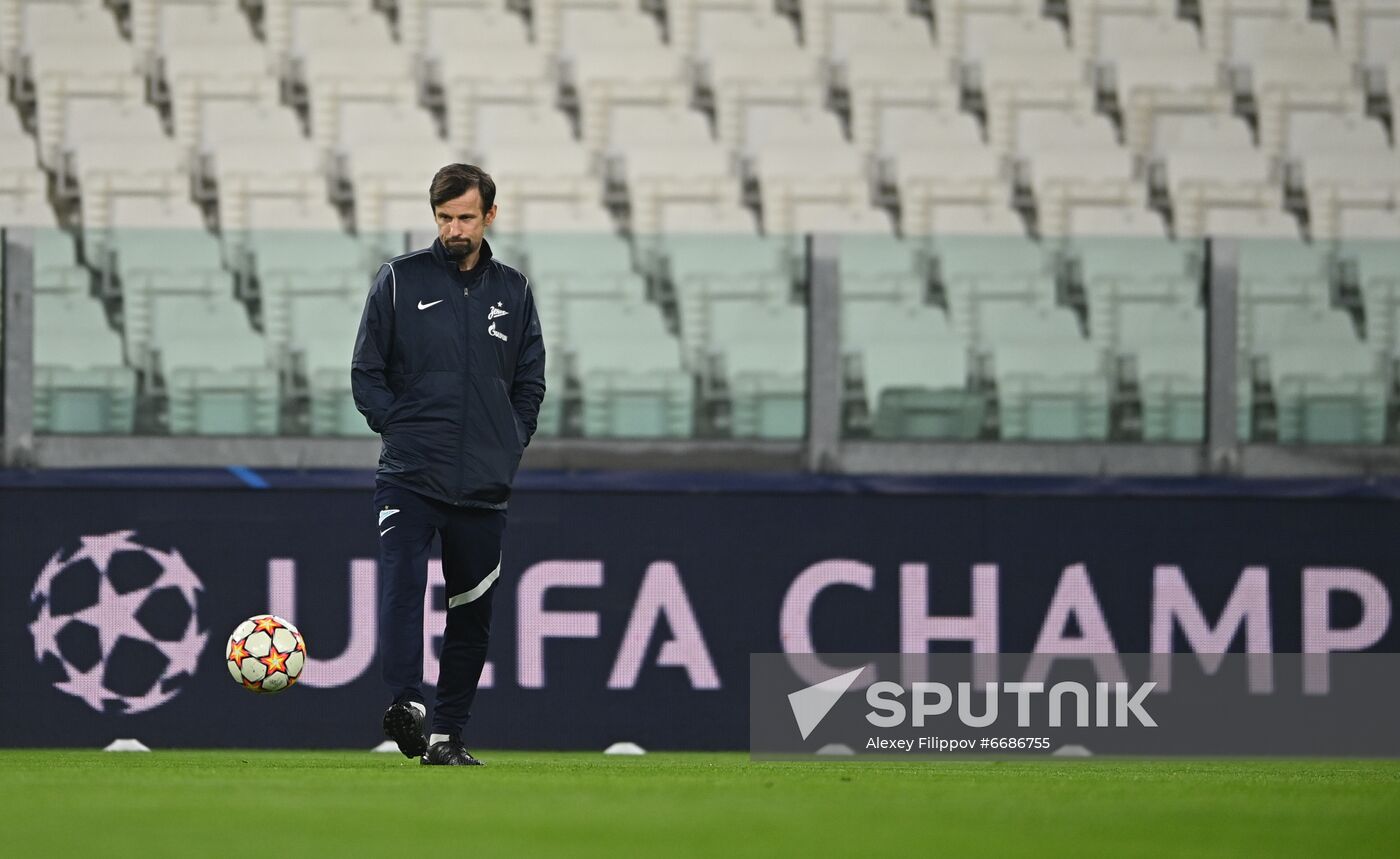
[421, 737, 484, 766]
[382, 701, 428, 759]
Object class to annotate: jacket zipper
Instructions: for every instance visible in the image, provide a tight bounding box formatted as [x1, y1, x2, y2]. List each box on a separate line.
[457, 280, 470, 503]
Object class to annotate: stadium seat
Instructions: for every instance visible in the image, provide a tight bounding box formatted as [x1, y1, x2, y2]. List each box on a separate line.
[570, 49, 691, 148]
[399, 0, 530, 66]
[167, 56, 293, 159]
[1346, 239, 1400, 366]
[534, 0, 665, 57]
[1078, 235, 1206, 440]
[0, 105, 55, 226]
[1078, 236, 1204, 315]
[1163, 143, 1295, 239]
[33, 289, 137, 434]
[245, 229, 386, 351]
[32, 229, 92, 295]
[564, 298, 693, 437]
[894, 143, 1023, 236]
[1334, 0, 1400, 69]
[750, 141, 873, 234]
[1238, 239, 1331, 303]
[262, 0, 394, 61]
[477, 144, 607, 236]
[604, 104, 741, 235]
[1235, 239, 1385, 443]
[934, 0, 1058, 60]
[106, 227, 235, 369]
[705, 300, 805, 438]
[130, 0, 260, 62]
[844, 53, 963, 155]
[978, 301, 1111, 440]
[1110, 50, 1233, 159]
[844, 299, 983, 439]
[706, 55, 827, 150]
[1295, 117, 1400, 240]
[622, 154, 744, 237]
[1120, 301, 1206, 440]
[264, 0, 442, 233]
[979, 45, 1095, 156]
[518, 233, 640, 297]
[1200, 0, 1311, 63]
[439, 50, 558, 161]
[20, 1, 148, 171]
[932, 235, 1056, 338]
[664, 234, 794, 360]
[1016, 112, 1153, 237]
[798, 0, 933, 63]
[839, 234, 929, 305]
[930, 236, 1105, 440]
[1241, 301, 1385, 443]
[1243, 27, 1366, 156]
[286, 293, 375, 437]
[670, 0, 801, 58]
[151, 293, 278, 435]
[867, 105, 980, 178]
[213, 140, 342, 233]
[1069, 0, 1200, 61]
[350, 139, 459, 232]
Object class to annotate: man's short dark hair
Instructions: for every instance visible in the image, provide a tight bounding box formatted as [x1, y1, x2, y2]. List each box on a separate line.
[430, 163, 496, 213]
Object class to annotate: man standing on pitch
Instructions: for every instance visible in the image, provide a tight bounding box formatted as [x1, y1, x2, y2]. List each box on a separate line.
[352, 164, 545, 766]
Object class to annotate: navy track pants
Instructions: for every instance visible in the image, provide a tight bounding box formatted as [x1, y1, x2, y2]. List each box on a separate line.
[374, 479, 505, 736]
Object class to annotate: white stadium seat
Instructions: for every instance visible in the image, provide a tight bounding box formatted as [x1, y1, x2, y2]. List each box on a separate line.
[1243, 24, 1366, 156]
[979, 47, 1095, 155]
[843, 50, 962, 153]
[934, 0, 1056, 61]
[0, 103, 55, 225]
[1113, 52, 1232, 157]
[1069, 0, 1199, 61]
[1334, 0, 1400, 69]
[1200, 0, 1311, 63]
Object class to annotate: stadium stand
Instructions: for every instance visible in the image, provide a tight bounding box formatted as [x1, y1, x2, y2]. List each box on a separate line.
[0, 0, 1395, 443]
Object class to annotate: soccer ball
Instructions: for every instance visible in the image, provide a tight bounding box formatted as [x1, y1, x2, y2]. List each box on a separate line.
[225, 615, 307, 693]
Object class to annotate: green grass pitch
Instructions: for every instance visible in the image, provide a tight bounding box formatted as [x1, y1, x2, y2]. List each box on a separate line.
[2, 752, 1398, 857]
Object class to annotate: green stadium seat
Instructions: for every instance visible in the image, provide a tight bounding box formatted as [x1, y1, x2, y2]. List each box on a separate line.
[843, 301, 982, 439]
[838, 234, 927, 304]
[288, 294, 374, 437]
[979, 303, 1110, 440]
[1118, 302, 1205, 441]
[33, 291, 136, 434]
[706, 300, 806, 439]
[1242, 303, 1384, 444]
[568, 300, 693, 437]
[152, 295, 277, 435]
[34, 229, 91, 295]
[242, 230, 390, 353]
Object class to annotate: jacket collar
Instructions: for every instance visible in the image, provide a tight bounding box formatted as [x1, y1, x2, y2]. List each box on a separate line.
[430, 236, 494, 274]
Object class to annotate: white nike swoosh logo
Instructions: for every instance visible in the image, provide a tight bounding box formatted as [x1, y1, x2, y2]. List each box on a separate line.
[380, 526, 396, 536]
[417, 299, 444, 310]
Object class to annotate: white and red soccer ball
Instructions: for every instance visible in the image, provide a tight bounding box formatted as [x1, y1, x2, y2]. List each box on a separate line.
[225, 615, 307, 693]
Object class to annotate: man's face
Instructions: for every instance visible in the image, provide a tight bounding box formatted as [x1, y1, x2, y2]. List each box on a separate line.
[435, 188, 496, 261]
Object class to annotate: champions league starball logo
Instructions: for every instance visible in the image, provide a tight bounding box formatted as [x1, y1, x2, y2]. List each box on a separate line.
[28, 530, 208, 714]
